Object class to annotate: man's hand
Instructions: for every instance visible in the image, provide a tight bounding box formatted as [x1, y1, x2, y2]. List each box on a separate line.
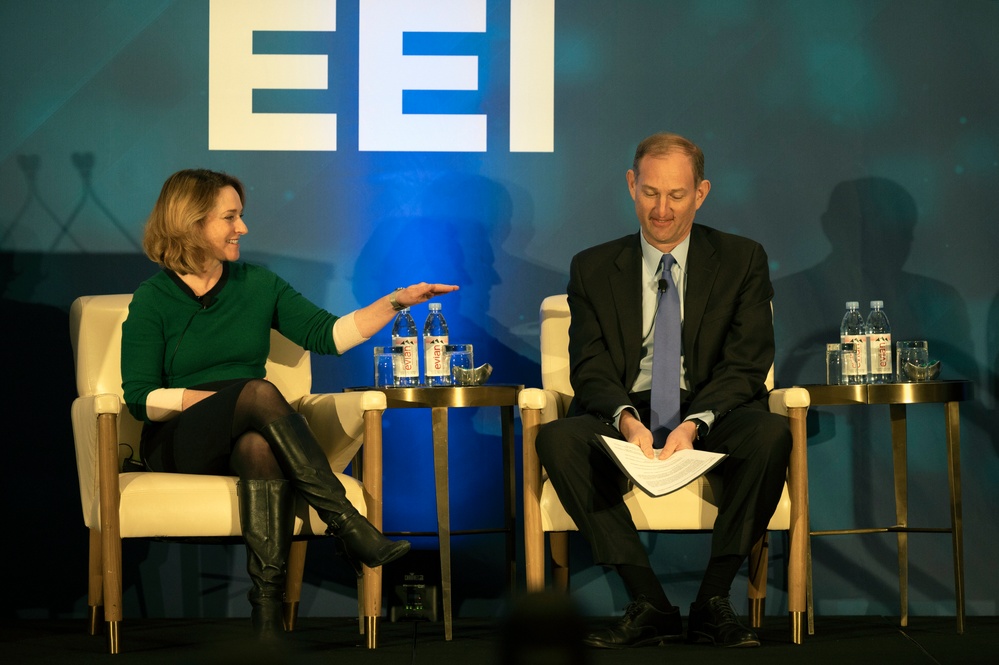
[657, 420, 697, 460]
[619, 410, 657, 459]
[620, 412, 699, 460]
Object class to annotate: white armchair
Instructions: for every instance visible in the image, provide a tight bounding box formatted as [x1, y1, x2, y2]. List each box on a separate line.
[70, 294, 389, 653]
[519, 295, 811, 643]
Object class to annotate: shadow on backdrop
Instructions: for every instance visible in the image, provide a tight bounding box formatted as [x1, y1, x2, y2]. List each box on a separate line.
[347, 174, 546, 612]
[1, 251, 86, 619]
[772, 177, 979, 612]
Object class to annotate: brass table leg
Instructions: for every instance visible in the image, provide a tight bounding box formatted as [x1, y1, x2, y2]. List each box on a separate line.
[945, 400, 965, 634]
[889, 403, 909, 627]
[501, 405, 517, 592]
[431, 406, 453, 641]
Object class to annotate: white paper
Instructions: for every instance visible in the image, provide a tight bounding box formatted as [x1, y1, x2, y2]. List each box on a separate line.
[597, 435, 727, 497]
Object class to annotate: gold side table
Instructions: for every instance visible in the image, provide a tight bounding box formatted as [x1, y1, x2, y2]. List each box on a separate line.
[346, 384, 522, 640]
[800, 380, 972, 635]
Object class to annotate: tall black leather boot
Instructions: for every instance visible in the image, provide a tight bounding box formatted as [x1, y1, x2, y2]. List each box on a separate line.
[238, 478, 295, 641]
[260, 412, 410, 576]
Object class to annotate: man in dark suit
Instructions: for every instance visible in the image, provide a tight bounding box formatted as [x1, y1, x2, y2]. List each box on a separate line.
[536, 132, 790, 649]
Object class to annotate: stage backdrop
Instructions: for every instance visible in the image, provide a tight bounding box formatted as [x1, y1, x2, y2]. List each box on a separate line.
[2, 0, 996, 623]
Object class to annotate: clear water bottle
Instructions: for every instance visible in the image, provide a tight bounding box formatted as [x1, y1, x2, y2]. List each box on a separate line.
[840, 301, 868, 385]
[866, 300, 892, 384]
[423, 302, 450, 386]
[391, 308, 420, 387]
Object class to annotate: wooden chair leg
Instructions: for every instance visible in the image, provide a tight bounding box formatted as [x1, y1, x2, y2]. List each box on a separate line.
[361, 408, 384, 649]
[283, 540, 307, 632]
[361, 566, 380, 648]
[87, 528, 104, 636]
[787, 404, 809, 645]
[806, 534, 814, 635]
[97, 412, 123, 654]
[747, 533, 769, 628]
[521, 408, 547, 592]
[550, 532, 570, 592]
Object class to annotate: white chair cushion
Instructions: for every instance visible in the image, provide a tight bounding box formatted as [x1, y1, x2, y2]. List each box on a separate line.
[91, 471, 366, 538]
[540, 474, 791, 532]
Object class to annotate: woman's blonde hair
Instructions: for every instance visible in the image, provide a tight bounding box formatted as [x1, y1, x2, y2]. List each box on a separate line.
[142, 169, 245, 274]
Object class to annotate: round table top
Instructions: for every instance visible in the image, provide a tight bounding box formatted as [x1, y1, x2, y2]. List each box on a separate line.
[798, 379, 972, 406]
[344, 383, 523, 408]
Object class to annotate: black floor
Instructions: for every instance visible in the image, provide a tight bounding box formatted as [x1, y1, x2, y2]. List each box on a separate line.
[2, 615, 996, 665]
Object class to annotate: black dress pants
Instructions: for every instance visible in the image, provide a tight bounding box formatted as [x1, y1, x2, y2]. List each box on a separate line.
[535, 401, 791, 569]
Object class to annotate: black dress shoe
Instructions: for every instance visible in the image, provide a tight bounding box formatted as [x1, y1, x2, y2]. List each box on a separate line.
[687, 596, 760, 648]
[584, 599, 683, 648]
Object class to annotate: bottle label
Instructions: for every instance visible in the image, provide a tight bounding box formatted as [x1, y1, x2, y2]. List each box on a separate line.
[870, 333, 892, 376]
[424, 335, 449, 377]
[841, 334, 868, 379]
[392, 336, 419, 378]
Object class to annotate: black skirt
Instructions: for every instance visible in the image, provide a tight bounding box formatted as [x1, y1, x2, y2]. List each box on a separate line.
[140, 378, 252, 475]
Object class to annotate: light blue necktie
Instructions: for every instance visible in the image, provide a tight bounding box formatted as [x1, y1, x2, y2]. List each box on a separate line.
[650, 254, 681, 448]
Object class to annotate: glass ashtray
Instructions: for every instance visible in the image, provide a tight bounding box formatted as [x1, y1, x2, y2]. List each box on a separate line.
[452, 363, 493, 386]
[904, 359, 941, 381]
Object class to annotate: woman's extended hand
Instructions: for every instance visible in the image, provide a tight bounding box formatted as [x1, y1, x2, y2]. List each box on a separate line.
[394, 282, 459, 309]
[352, 282, 461, 339]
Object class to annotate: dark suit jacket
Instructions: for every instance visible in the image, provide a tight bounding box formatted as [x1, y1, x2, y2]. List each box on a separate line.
[565, 224, 775, 427]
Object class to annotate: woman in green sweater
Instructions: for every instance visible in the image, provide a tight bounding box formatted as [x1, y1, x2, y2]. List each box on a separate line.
[121, 169, 458, 639]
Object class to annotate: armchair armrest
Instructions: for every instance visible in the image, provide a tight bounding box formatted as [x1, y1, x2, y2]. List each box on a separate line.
[296, 390, 386, 474]
[296, 390, 387, 531]
[519, 387, 573, 591]
[71, 394, 123, 528]
[518, 388, 569, 422]
[768, 386, 810, 626]
[518, 387, 568, 498]
[768, 387, 811, 415]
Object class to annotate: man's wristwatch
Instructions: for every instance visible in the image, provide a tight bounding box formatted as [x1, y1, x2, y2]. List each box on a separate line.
[690, 418, 709, 441]
[389, 287, 406, 311]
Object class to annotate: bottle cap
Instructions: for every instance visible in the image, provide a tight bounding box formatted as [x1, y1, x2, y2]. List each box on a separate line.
[870, 300, 883, 308]
[846, 301, 859, 309]
[429, 302, 442, 311]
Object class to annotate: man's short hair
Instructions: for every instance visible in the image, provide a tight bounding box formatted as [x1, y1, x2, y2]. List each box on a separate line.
[632, 132, 705, 185]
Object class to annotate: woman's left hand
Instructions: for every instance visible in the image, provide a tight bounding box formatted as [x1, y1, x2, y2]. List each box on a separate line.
[353, 282, 461, 339]
[395, 282, 459, 309]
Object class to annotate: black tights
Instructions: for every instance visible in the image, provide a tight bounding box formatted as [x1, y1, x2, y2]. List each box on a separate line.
[228, 379, 294, 481]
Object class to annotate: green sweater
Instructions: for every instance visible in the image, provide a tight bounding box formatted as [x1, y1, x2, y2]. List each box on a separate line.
[121, 262, 339, 422]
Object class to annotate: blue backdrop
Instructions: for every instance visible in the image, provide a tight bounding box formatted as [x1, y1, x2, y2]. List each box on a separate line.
[2, 0, 996, 622]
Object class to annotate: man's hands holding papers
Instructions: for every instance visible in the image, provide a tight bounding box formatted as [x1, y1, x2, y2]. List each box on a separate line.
[619, 410, 697, 460]
[596, 434, 726, 497]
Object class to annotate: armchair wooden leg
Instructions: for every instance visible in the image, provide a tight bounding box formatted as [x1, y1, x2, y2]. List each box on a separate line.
[87, 528, 104, 636]
[106, 621, 120, 654]
[360, 408, 384, 649]
[362, 566, 380, 649]
[806, 536, 814, 635]
[521, 408, 547, 592]
[97, 412, 123, 654]
[87, 605, 104, 637]
[787, 404, 809, 645]
[550, 532, 570, 592]
[283, 540, 307, 632]
[747, 533, 769, 628]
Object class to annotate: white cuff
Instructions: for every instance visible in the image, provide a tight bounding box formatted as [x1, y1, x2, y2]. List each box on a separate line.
[614, 405, 640, 432]
[333, 311, 369, 353]
[145, 388, 186, 421]
[684, 410, 716, 429]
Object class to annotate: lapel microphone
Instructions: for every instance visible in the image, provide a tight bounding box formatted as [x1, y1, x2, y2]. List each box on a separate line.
[658, 278, 668, 293]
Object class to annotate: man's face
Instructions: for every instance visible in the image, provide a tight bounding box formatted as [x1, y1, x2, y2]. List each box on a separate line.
[627, 152, 711, 253]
